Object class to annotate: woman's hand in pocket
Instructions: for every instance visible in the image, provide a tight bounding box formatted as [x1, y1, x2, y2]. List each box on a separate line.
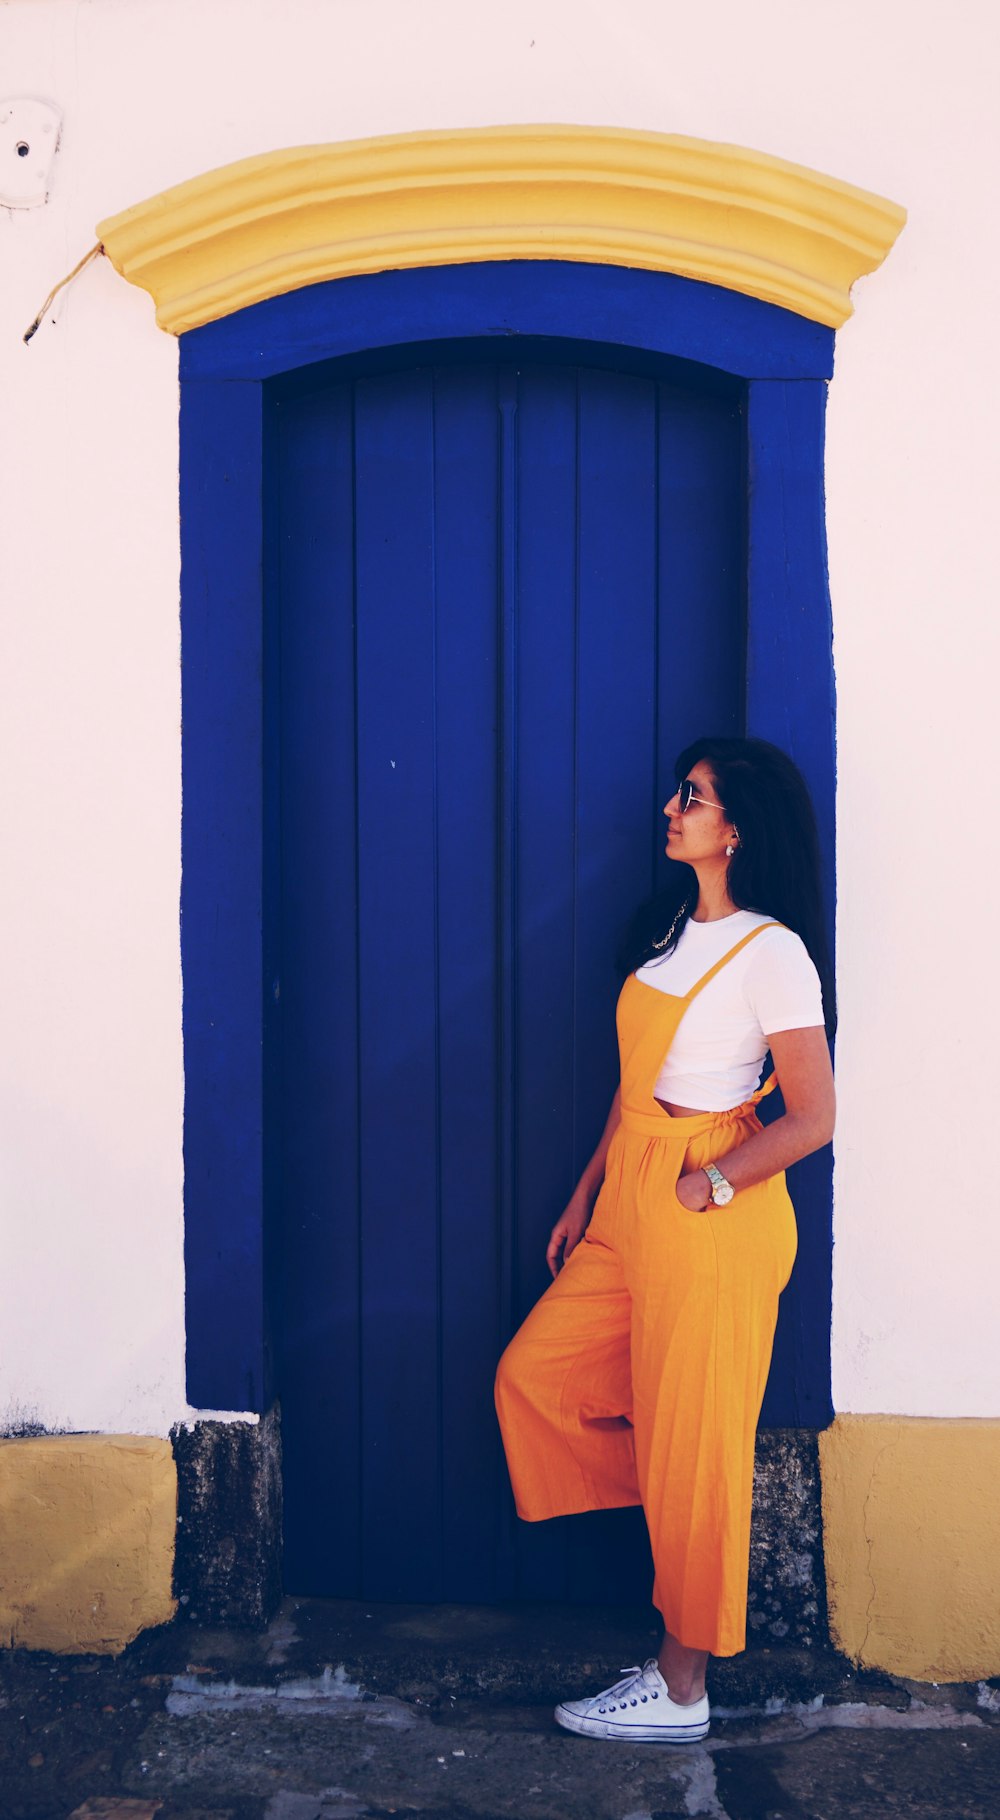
[675, 1169, 712, 1212]
[546, 1189, 592, 1278]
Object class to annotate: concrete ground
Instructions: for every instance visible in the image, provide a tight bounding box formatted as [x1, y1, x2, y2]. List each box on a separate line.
[3, 1596, 999, 1820]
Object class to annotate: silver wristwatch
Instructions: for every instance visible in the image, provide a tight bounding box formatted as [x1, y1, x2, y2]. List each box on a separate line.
[703, 1162, 735, 1207]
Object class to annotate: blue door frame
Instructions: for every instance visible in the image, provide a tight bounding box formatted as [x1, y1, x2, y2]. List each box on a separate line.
[178, 260, 836, 1428]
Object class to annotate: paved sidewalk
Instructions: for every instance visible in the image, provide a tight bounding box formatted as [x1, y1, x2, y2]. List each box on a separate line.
[3, 1597, 999, 1819]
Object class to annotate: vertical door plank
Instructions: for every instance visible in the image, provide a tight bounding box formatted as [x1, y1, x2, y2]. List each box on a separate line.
[432, 365, 506, 1599]
[278, 384, 361, 1591]
[511, 366, 580, 1328]
[574, 368, 659, 1158]
[354, 370, 442, 1597]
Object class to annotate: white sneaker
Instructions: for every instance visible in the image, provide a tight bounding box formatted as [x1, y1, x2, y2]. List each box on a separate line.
[554, 1657, 710, 1743]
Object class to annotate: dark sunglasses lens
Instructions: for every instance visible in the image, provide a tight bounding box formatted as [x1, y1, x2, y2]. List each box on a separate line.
[678, 779, 693, 811]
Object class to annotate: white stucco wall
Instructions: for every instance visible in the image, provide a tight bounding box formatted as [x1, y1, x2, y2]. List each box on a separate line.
[2, 0, 996, 1434]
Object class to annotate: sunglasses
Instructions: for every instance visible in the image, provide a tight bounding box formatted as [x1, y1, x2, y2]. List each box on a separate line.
[674, 778, 723, 813]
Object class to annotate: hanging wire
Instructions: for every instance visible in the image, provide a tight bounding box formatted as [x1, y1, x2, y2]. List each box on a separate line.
[23, 242, 105, 344]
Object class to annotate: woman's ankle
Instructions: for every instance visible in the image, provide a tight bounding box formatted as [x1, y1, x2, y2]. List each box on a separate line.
[656, 1665, 706, 1700]
[660, 1677, 705, 1704]
[656, 1627, 710, 1703]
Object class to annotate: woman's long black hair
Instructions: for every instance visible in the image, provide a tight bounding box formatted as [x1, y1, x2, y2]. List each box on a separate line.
[618, 735, 837, 1041]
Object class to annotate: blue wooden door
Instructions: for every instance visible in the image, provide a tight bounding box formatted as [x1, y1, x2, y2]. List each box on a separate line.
[275, 353, 743, 1603]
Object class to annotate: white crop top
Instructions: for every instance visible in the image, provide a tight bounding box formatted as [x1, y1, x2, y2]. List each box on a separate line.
[633, 909, 825, 1111]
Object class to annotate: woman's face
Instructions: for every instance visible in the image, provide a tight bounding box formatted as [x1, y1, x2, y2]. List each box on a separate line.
[663, 761, 736, 864]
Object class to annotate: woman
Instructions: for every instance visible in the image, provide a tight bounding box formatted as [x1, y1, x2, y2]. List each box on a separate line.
[494, 735, 836, 1745]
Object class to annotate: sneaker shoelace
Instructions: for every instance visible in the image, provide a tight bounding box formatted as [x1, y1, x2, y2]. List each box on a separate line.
[594, 1660, 662, 1714]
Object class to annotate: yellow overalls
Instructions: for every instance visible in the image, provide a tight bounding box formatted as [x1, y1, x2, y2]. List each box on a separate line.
[494, 923, 798, 1656]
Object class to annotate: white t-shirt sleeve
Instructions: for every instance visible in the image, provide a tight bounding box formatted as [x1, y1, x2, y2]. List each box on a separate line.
[743, 928, 826, 1035]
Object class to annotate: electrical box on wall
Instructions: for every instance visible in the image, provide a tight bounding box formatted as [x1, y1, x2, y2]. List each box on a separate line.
[1, 98, 62, 208]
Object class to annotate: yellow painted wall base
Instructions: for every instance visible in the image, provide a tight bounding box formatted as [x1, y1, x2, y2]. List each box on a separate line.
[819, 1413, 1000, 1682]
[4, 1417, 997, 1674]
[0, 1435, 177, 1655]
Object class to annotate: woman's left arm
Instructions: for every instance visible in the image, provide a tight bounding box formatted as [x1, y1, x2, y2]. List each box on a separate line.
[675, 1026, 836, 1211]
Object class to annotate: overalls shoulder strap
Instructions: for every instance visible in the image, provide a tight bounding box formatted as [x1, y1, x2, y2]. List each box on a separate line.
[683, 920, 786, 1101]
[682, 921, 786, 1005]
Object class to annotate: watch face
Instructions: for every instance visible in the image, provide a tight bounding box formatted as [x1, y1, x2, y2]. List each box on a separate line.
[712, 1182, 735, 1205]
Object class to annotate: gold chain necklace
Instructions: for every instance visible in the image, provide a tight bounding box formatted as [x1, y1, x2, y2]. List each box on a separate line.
[651, 898, 690, 951]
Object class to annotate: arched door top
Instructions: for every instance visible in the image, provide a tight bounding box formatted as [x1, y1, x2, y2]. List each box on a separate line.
[97, 121, 905, 335]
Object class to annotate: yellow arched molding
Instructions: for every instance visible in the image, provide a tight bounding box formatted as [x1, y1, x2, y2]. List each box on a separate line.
[97, 123, 905, 335]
